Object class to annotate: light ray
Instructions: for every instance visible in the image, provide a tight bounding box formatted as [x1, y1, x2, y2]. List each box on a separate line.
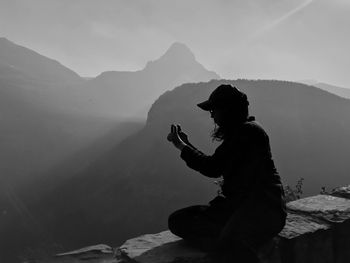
[250, 0, 314, 40]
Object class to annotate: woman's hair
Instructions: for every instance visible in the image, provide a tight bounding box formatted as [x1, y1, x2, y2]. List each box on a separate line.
[210, 101, 249, 142]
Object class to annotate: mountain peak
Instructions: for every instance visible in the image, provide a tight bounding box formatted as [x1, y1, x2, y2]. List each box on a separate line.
[162, 42, 196, 60]
[144, 42, 201, 71]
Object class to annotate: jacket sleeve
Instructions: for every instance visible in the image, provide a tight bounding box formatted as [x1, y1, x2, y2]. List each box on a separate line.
[180, 143, 228, 178]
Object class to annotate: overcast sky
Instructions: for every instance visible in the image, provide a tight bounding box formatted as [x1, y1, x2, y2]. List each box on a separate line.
[0, 0, 349, 87]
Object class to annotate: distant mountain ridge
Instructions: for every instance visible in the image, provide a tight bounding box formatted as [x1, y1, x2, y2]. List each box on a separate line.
[85, 42, 219, 118]
[0, 38, 219, 119]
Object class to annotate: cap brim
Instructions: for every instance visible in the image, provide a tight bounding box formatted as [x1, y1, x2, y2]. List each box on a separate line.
[197, 100, 213, 111]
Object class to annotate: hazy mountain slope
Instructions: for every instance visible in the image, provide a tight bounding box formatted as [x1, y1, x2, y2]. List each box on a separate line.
[0, 37, 82, 85]
[0, 84, 118, 187]
[0, 60, 119, 188]
[0, 120, 144, 263]
[28, 119, 145, 198]
[84, 42, 220, 119]
[298, 80, 350, 99]
[23, 79, 350, 254]
[0, 37, 120, 118]
[314, 82, 350, 99]
[0, 38, 99, 117]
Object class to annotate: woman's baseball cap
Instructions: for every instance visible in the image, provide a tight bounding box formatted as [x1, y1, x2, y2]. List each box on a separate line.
[197, 84, 249, 111]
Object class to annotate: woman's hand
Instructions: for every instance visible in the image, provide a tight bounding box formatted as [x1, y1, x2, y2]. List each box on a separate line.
[167, 124, 187, 150]
[176, 124, 190, 145]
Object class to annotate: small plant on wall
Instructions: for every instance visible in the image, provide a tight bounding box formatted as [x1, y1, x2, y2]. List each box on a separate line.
[284, 177, 304, 203]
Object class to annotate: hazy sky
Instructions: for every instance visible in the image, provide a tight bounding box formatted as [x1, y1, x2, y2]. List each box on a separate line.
[1, 0, 349, 87]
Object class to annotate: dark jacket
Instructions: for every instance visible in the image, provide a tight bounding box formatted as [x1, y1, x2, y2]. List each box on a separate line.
[180, 117, 286, 214]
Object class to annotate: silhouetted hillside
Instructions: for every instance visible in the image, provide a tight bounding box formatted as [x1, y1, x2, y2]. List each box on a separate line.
[21, 79, 350, 257]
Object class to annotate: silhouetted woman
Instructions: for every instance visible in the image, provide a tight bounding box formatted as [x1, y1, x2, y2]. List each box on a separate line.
[167, 84, 287, 263]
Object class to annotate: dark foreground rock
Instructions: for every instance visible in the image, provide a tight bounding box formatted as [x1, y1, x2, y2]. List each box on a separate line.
[32, 244, 117, 263]
[43, 187, 350, 263]
[116, 231, 206, 263]
[115, 192, 350, 263]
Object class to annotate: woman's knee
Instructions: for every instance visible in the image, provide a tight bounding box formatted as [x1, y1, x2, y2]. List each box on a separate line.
[168, 205, 205, 237]
[168, 210, 182, 234]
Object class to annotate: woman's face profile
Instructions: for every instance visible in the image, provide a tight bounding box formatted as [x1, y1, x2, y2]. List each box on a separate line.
[210, 108, 226, 126]
[210, 107, 242, 127]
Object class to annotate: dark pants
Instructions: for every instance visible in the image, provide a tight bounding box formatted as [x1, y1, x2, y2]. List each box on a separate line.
[168, 196, 286, 263]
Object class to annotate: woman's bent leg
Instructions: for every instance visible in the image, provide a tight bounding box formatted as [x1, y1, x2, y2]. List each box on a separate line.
[168, 205, 223, 252]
